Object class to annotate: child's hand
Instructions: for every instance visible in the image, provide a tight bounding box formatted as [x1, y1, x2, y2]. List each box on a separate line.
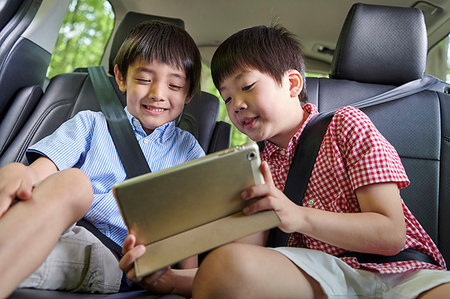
[0, 163, 34, 216]
[241, 161, 302, 233]
[119, 234, 177, 294]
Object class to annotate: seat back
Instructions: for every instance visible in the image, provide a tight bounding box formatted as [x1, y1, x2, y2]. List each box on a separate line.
[0, 0, 68, 156]
[306, 3, 450, 263]
[0, 0, 47, 119]
[0, 12, 231, 167]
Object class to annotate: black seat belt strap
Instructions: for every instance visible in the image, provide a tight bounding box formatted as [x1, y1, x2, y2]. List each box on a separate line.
[77, 67, 151, 258]
[266, 111, 334, 247]
[87, 66, 150, 178]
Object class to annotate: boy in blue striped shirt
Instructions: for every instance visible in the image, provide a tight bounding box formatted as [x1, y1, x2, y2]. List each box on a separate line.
[0, 20, 204, 297]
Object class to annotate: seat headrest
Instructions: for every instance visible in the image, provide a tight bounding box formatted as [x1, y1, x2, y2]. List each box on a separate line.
[108, 12, 184, 75]
[330, 3, 427, 85]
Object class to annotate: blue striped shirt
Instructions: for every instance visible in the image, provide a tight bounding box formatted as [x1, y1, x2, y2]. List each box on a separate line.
[27, 108, 205, 246]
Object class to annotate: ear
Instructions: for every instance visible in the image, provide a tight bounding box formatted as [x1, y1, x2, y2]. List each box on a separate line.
[114, 65, 127, 92]
[184, 95, 192, 104]
[286, 70, 304, 99]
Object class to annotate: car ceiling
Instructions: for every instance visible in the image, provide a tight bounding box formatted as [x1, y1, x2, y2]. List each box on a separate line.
[108, 0, 450, 73]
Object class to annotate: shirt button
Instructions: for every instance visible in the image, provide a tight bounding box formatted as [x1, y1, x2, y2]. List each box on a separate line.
[280, 150, 286, 155]
[143, 139, 149, 144]
[89, 217, 96, 222]
[133, 119, 139, 127]
[307, 199, 314, 205]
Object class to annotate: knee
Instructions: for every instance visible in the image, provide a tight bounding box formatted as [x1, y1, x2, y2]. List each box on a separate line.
[193, 243, 260, 298]
[45, 168, 93, 217]
[62, 168, 93, 213]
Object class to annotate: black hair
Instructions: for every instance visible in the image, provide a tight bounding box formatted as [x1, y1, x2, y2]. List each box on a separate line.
[114, 20, 201, 98]
[211, 24, 307, 103]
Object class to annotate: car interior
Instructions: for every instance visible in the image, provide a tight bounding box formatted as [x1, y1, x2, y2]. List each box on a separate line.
[1, 0, 449, 298]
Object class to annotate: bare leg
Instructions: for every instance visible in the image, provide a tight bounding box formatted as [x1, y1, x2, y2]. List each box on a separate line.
[418, 282, 450, 299]
[0, 168, 93, 297]
[193, 243, 325, 299]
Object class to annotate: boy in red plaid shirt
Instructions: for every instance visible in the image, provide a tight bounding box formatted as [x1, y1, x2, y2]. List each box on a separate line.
[192, 24, 450, 298]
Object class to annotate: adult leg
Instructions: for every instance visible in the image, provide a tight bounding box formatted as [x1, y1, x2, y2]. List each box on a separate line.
[193, 243, 326, 299]
[0, 168, 93, 297]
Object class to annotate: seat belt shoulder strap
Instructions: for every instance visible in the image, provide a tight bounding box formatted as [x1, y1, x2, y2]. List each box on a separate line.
[87, 66, 150, 178]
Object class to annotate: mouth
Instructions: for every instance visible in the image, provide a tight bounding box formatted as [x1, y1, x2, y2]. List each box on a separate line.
[142, 104, 168, 114]
[240, 116, 258, 129]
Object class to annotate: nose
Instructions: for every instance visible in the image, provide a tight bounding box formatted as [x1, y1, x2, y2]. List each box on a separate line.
[232, 95, 247, 113]
[148, 81, 165, 101]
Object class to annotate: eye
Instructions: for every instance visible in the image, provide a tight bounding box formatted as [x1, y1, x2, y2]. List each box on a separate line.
[242, 82, 255, 91]
[136, 78, 151, 83]
[224, 97, 232, 104]
[169, 84, 183, 90]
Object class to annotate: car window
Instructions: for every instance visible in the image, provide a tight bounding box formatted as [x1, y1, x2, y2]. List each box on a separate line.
[46, 0, 114, 79]
[426, 34, 450, 83]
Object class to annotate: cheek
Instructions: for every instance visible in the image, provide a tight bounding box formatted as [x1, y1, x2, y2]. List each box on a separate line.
[225, 105, 238, 123]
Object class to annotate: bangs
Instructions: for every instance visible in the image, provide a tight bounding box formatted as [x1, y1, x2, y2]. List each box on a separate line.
[114, 20, 201, 98]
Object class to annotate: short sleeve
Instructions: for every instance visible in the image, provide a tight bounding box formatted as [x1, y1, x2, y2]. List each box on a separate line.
[27, 111, 96, 170]
[333, 106, 409, 190]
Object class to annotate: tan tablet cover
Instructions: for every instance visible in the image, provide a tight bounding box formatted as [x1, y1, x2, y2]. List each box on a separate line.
[113, 143, 281, 278]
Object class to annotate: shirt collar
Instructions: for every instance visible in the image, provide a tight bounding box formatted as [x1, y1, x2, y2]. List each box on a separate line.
[262, 103, 319, 158]
[124, 107, 175, 143]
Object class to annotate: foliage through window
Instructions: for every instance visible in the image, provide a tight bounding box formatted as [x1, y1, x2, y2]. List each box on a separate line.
[426, 34, 450, 83]
[47, 0, 115, 79]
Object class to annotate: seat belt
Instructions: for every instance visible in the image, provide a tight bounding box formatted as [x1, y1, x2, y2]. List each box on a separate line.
[76, 66, 152, 257]
[265, 111, 334, 247]
[265, 75, 446, 267]
[87, 66, 151, 177]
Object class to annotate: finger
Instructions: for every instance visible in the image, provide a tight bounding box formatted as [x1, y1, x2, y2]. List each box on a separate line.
[122, 234, 136, 255]
[127, 266, 140, 283]
[0, 186, 19, 216]
[260, 161, 275, 187]
[119, 245, 145, 273]
[241, 183, 271, 201]
[0, 197, 11, 217]
[243, 197, 275, 215]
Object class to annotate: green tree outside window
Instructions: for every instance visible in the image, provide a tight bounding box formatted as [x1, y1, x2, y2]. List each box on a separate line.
[47, 0, 114, 78]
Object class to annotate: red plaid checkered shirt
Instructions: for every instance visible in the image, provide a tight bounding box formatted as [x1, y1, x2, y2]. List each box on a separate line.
[261, 104, 446, 273]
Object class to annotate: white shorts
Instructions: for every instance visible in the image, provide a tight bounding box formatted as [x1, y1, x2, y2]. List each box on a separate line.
[272, 247, 450, 299]
[19, 224, 122, 293]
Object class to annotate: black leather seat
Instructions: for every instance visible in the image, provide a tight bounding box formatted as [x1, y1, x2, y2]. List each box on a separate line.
[306, 3, 450, 264]
[0, 0, 48, 155]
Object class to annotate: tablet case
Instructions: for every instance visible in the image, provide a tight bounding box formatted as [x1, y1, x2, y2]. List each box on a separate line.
[113, 142, 281, 277]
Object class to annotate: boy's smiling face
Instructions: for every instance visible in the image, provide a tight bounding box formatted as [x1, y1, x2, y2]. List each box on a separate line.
[114, 58, 191, 135]
[219, 68, 304, 148]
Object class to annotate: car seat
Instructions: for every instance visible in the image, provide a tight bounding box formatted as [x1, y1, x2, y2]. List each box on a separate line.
[0, 0, 69, 156]
[306, 3, 450, 264]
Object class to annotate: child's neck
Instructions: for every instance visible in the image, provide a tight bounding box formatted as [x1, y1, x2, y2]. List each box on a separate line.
[269, 110, 309, 149]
